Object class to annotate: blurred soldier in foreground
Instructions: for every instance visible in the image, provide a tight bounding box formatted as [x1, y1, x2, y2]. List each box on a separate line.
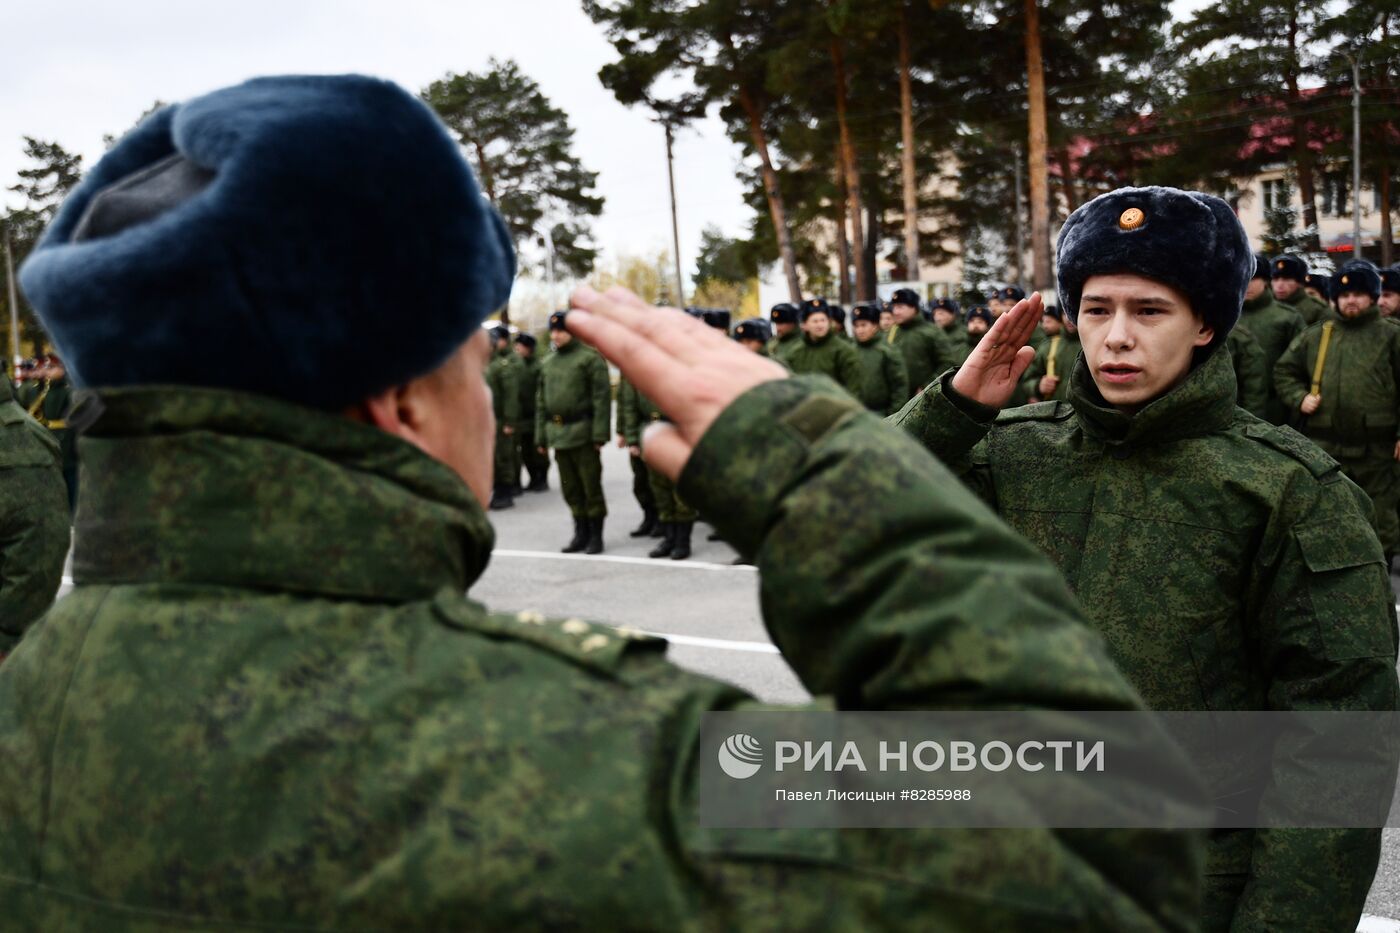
[1272, 254, 1330, 326]
[1018, 305, 1080, 404]
[484, 323, 521, 510]
[849, 302, 908, 415]
[537, 311, 611, 553]
[0, 368, 69, 651]
[2, 74, 1203, 930]
[895, 186, 1398, 932]
[1240, 254, 1304, 425]
[885, 287, 957, 400]
[767, 301, 801, 361]
[512, 333, 549, 492]
[1276, 260, 1400, 559]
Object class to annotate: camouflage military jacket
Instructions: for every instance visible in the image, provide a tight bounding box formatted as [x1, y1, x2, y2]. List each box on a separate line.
[534, 339, 610, 450]
[1275, 307, 1400, 452]
[767, 330, 801, 362]
[886, 316, 957, 399]
[851, 335, 909, 415]
[1240, 293, 1304, 424]
[516, 354, 539, 422]
[0, 382, 1203, 931]
[894, 347, 1399, 931]
[1018, 333, 1081, 404]
[1225, 325, 1268, 419]
[783, 332, 862, 395]
[1278, 287, 1331, 327]
[617, 376, 664, 447]
[0, 379, 69, 647]
[486, 345, 523, 428]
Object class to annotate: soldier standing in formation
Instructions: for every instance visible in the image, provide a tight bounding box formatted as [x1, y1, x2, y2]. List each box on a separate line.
[1271, 254, 1331, 325]
[827, 303, 849, 341]
[1240, 254, 1305, 424]
[1380, 268, 1400, 320]
[18, 354, 77, 510]
[767, 302, 801, 361]
[616, 375, 660, 539]
[877, 303, 894, 333]
[0, 366, 70, 652]
[849, 302, 908, 415]
[1018, 305, 1080, 404]
[895, 185, 1397, 932]
[733, 318, 773, 356]
[536, 310, 611, 553]
[619, 373, 695, 560]
[885, 287, 957, 400]
[485, 324, 522, 510]
[930, 296, 961, 340]
[963, 305, 993, 356]
[512, 333, 549, 492]
[784, 298, 863, 393]
[1304, 272, 1331, 305]
[1225, 323, 1270, 419]
[1275, 260, 1400, 560]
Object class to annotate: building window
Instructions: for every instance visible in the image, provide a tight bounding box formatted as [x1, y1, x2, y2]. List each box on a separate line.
[1321, 172, 1350, 217]
[1262, 178, 1283, 212]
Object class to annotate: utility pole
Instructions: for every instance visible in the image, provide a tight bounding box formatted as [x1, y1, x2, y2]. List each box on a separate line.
[4, 228, 18, 370]
[1023, 0, 1052, 290]
[1013, 145, 1027, 287]
[664, 122, 685, 306]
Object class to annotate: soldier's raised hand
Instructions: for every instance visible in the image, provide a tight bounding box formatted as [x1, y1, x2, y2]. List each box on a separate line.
[566, 284, 787, 480]
[951, 293, 1043, 409]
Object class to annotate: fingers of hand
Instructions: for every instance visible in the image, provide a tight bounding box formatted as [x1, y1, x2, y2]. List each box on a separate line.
[572, 285, 715, 363]
[563, 310, 687, 409]
[1010, 346, 1037, 383]
[640, 422, 692, 481]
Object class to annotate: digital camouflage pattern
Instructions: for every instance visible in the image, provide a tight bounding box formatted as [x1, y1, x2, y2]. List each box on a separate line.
[1018, 332, 1081, 404]
[783, 332, 862, 395]
[0, 378, 69, 647]
[1225, 324, 1268, 419]
[1239, 292, 1305, 424]
[1277, 286, 1332, 327]
[893, 347, 1399, 933]
[886, 315, 958, 400]
[850, 333, 909, 416]
[1274, 306, 1400, 555]
[533, 338, 610, 451]
[0, 380, 1204, 931]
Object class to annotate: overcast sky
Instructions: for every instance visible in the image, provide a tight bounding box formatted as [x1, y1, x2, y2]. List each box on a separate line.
[2, 0, 1210, 282]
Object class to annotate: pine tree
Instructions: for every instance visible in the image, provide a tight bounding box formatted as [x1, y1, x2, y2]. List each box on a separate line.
[3, 137, 83, 359]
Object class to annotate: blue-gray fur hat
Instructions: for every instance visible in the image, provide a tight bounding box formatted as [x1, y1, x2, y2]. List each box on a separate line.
[20, 74, 515, 410]
[1055, 186, 1251, 350]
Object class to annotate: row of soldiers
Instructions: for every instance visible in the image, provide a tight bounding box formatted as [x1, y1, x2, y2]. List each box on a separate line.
[6, 354, 76, 510]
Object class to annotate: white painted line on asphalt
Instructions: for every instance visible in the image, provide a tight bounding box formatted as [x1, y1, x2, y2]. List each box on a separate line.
[641, 630, 781, 654]
[493, 549, 757, 573]
[1358, 916, 1400, 932]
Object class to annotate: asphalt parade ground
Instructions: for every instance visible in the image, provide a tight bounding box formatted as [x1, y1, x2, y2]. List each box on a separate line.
[48, 437, 1400, 927]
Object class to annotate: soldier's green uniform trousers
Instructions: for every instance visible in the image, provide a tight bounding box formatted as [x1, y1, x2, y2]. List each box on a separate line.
[628, 451, 655, 513]
[647, 466, 694, 523]
[554, 444, 605, 520]
[493, 428, 520, 490]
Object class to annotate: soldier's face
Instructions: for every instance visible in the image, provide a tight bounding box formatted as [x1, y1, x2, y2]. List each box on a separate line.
[1305, 286, 1326, 302]
[1077, 274, 1213, 414]
[1272, 277, 1300, 300]
[513, 342, 532, 359]
[1337, 292, 1374, 318]
[967, 319, 989, 336]
[804, 314, 831, 339]
[550, 328, 572, 348]
[774, 321, 796, 337]
[1245, 277, 1268, 301]
[933, 308, 954, 328]
[1041, 314, 1062, 336]
[1379, 291, 1400, 316]
[890, 302, 918, 325]
[879, 310, 894, 330]
[852, 320, 878, 341]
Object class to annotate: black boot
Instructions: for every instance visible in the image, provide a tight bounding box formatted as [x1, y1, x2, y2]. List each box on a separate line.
[649, 518, 666, 538]
[489, 486, 514, 510]
[526, 468, 549, 492]
[649, 523, 675, 559]
[585, 517, 604, 555]
[630, 507, 658, 537]
[670, 522, 693, 561]
[561, 518, 587, 553]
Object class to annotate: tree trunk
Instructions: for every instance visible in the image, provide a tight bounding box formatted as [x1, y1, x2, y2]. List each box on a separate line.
[1286, 9, 1321, 251]
[831, 34, 871, 300]
[738, 86, 802, 301]
[1058, 146, 1080, 213]
[1381, 166, 1394, 266]
[898, 3, 920, 281]
[864, 196, 881, 293]
[1024, 0, 1052, 291]
[834, 143, 852, 304]
[473, 141, 497, 204]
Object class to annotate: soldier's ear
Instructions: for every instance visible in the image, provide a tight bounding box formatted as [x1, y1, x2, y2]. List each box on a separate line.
[1193, 315, 1215, 349]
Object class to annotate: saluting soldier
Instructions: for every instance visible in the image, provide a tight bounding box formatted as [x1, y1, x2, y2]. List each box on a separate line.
[484, 324, 522, 510]
[895, 186, 1398, 933]
[1241, 254, 1305, 424]
[615, 376, 660, 539]
[1018, 306, 1080, 404]
[1271, 254, 1331, 325]
[512, 332, 549, 492]
[536, 311, 610, 553]
[849, 302, 908, 415]
[767, 302, 801, 361]
[1275, 260, 1400, 559]
[885, 287, 957, 399]
[785, 298, 863, 393]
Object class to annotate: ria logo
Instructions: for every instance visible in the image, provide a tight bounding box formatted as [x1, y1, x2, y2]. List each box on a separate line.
[718, 733, 764, 779]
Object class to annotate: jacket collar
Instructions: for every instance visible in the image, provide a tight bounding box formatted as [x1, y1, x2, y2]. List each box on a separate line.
[72, 386, 492, 601]
[1068, 344, 1237, 447]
